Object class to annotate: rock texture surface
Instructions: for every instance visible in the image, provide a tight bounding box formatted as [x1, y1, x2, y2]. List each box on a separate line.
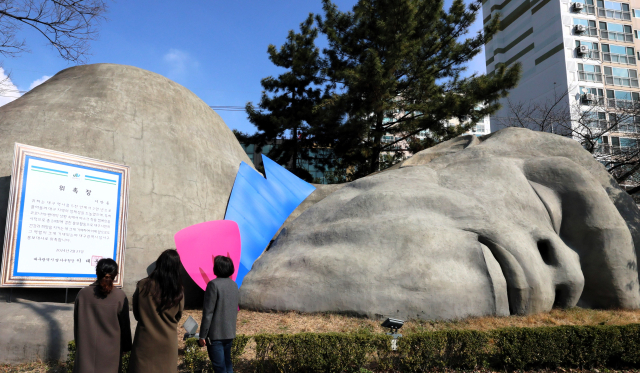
[240, 128, 640, 320]
[0, 64, 252, 302]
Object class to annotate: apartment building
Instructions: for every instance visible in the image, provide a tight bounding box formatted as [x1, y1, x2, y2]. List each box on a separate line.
[485, 0, 640, 149]
[378, 110, 491, 166]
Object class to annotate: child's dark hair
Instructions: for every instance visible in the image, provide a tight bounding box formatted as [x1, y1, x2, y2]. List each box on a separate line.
[213, 256, 234, 278]
[96, 258, 118, 296]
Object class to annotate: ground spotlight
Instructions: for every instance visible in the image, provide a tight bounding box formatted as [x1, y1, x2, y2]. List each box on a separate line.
[182, 315, 200, 340]
[381, 318, 404, 350]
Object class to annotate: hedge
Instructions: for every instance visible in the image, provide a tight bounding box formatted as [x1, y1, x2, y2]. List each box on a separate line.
[66, 324, 640, 372]
[183, 335, 250, 372]
[67, 336, 249, 373]
[253, 332, 391, 373]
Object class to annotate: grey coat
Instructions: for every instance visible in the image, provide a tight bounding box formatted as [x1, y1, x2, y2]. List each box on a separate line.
[199, 278, 239, 340]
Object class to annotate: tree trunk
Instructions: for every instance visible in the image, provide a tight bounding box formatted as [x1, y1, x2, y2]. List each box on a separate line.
[370, 114, 383, 174]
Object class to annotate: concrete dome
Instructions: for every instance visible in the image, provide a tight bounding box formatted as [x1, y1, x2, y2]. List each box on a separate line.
[0, 63, 252, 300]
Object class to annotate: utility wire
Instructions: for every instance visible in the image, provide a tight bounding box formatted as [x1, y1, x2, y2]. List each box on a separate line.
[209, 106, 245, 112]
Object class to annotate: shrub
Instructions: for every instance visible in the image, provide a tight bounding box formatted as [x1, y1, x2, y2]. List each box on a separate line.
[397, 329, 489, 371]
[182, 335, 250, 372]
[254, 332, 390, 373]
[492, 325, 625, 370]
[183, 338, 211, 372]
[232, 334, 250, 366]
[66, 341, 76, 373]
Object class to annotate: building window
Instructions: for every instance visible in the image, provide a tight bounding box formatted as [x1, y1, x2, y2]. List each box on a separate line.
[599, 21, 633, 42]
[604, 66, 639, 87]
[574, 0, 596, 13]
[577, 40, 600, 59]
[610, 113, 640, 133]
[575, 18, 598, 36]
[580, 87, 605, 104]
[597, 1, 632, 20]
[634, 9, 640, 17]
[578, 63, 603, 82]
[583, 111, 607, 129]
[602, 44, 636, 64]
[606, 89, 640, 108]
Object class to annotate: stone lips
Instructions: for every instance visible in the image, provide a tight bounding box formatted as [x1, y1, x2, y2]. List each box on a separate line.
[240, 128, 640, 320]
[0, 63, 253, 301]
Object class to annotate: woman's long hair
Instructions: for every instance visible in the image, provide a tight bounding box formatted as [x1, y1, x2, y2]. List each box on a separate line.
[96, 258, 118, 297]
[141, 249, 184, 312]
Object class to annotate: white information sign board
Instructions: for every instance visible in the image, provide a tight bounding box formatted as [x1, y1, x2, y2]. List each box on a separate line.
[1, 144, 130, 287]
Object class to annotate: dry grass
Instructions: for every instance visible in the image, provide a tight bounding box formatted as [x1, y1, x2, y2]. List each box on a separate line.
[0, 362, 65, 372]
[178, 307, 640, 339]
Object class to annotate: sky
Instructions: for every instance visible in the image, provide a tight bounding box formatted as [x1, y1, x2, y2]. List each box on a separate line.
[1, 0, 486, 134]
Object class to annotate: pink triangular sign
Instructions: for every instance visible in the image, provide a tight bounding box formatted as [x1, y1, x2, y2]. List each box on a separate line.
[174, 220, 241, 290]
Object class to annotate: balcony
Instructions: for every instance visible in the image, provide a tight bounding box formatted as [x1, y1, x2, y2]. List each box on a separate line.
[600, 30, 634, 43]
[598, 8, 632, 21]
[585, 119, 609, 129]
[595, 144, 636, 155]
[580, 27, 599, 37]
[582, 96, 605, 105]
[602, 52, 636, 65]
[615, 123, 640, 133]
[578, 71, 603, 82]
[577, 4, 597, 14]
[580, 50, 601, 60]
[605, 75, 639, 87]
[607, 98, 639, 108]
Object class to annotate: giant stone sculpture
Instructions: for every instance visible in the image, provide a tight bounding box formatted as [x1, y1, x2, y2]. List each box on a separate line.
[240, 128, 640, 320]
[0, 63, 253, 301]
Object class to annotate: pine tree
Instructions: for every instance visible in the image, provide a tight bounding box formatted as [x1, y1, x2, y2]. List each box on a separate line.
[317, 0, 521, 176]
[245, 14, 325, 181]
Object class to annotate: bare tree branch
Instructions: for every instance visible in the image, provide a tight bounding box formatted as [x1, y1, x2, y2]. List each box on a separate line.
[0, 0, 108, 63]
[499, 87, 640, 196]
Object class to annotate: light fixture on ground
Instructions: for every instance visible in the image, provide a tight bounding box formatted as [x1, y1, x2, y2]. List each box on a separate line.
[182, 315, 199, 340]
[381, 318, 404, 351]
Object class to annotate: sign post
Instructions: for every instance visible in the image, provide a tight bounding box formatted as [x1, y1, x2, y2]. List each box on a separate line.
[1, 143, 130, 288]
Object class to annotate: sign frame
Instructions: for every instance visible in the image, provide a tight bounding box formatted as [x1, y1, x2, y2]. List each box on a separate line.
[1, 143, 130, 288]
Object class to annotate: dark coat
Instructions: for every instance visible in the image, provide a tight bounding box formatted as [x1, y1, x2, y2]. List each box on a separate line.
[128, 278, 184, 373]
[200, 277, 239, 341]
[73, 283, 132, 373]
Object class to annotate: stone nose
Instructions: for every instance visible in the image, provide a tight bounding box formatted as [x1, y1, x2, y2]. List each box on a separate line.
[525, 157, 640, 309]
[535, 237, 584, 309]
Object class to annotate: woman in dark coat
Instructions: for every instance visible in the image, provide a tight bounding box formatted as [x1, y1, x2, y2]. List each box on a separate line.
[128, 249, 185, 373]
[73, 258, 132, 373]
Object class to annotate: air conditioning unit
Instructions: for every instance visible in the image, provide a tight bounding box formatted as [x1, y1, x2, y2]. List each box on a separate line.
[575, 24, 587, 33]
[573, 2, 585, 11]
[583, 93, 596, 102]
[578, 45, 589, 55]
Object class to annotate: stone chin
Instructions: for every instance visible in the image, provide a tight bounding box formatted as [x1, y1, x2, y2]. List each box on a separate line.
[239, 128, 640, 320]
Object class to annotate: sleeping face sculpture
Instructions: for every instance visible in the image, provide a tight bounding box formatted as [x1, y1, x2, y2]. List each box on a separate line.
[239, 128, 640, 320]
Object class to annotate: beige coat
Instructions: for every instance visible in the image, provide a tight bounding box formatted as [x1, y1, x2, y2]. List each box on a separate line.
[128, 278, 184, 373]
[73, 283, 132, 373]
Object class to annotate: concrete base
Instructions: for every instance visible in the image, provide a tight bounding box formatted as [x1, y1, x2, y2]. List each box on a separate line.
[0, 301, 136, 364]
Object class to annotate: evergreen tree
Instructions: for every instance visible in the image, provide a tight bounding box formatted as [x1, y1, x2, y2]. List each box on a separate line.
[245, 14, 325, 181]
[317, 0, 521, 176]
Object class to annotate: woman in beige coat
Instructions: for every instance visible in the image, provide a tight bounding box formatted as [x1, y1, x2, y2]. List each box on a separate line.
[73, 258, 132, 373]
[128, 249, 184, 373]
